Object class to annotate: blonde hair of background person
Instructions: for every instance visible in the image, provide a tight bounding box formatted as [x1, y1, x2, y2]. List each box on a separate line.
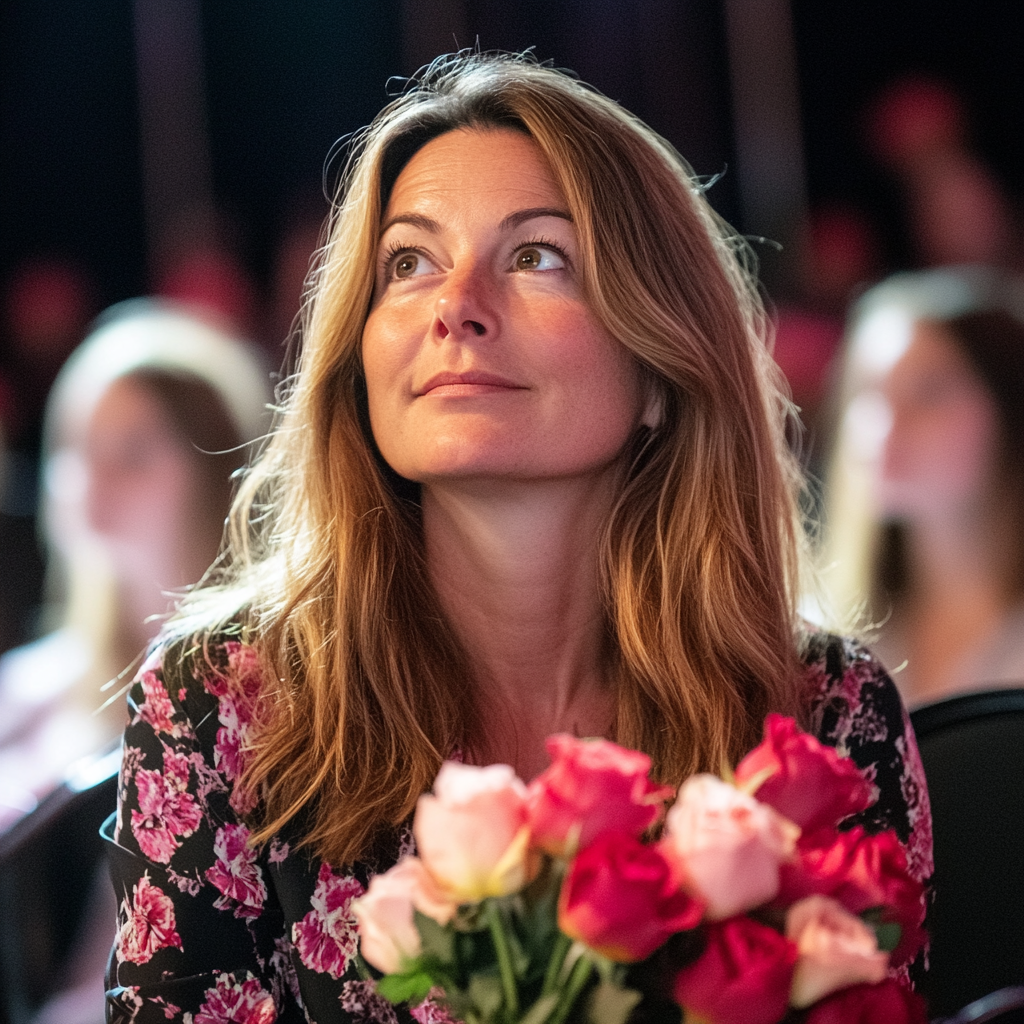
[0, 300, 270, 823]
[818, 267, 1024, 705]
[171, 52, 813, 868]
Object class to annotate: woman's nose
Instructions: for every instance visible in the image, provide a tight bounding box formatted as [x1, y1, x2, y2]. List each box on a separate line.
[433, 263, 497, 341]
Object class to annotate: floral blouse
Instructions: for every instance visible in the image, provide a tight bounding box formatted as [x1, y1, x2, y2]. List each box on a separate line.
[104, 632, 933, 1024]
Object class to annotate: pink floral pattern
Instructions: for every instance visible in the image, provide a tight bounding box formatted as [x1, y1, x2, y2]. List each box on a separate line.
[194, 973, 277, 1024]
[117, 873, 183, 964]
[292, 863, 365, 980]
[137, 670, 190, 738]
[340, 981, 399, 1024]
[130, 747, 203, 863]
[203, 642, 263, 814]
[149, 997, 182, 1019]
[410, 995, 459, 1024]
[107, 632, 930, 1024]
[205, 823, 268, 919]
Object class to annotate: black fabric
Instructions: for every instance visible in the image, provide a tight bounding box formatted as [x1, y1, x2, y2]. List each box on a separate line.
[0, 771, 117, 1024]
[911, 690, 1024, 1018]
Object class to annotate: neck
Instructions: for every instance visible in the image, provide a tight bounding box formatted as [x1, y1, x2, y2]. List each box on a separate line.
[888, 504, 1010, 705]
[906, 505, 1003, 607]
[423, 473, 619, 777]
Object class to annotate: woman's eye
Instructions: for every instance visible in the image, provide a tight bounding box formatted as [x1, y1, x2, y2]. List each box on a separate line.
[514, 245, 566, 272]
[386, 249, 433, 281]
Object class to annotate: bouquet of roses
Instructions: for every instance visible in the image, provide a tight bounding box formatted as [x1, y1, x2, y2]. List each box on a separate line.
[351, 715, 928, 1024]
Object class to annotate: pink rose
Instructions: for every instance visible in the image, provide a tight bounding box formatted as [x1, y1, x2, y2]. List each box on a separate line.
[672, 917, 798, 1024]
[803, 980, 927, 1024]
[558, 831, 704, 962]
[352, 857, 459, 973]
[785, 895, 889, 1008]
[660, 775, 799, 919]
[734, 715, 874, 834]
[778, 826, 926, 967]
[414, 762, 532, 901]
[526, 735, 673, 856]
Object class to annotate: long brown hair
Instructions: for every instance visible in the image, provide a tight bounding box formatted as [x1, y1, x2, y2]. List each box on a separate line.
[182, 52, 809, 866]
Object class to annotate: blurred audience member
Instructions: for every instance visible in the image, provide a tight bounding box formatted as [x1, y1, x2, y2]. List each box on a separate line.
[0, 299, 270, 831]
[819, 267, 1024, 707]
[864, 76, 1022, 269]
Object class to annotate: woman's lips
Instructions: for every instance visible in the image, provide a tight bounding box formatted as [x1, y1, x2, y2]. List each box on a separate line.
[417, 372, 526, 396]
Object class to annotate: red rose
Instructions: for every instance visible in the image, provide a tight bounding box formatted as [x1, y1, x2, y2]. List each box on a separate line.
[558, 831, 704, 962]
[527, 735, 673, 857]
[803, 980, 927, 1024]
[672, 917, 798, 1024]
[778, 827, 926, 967]
[734, 714, 873, 834]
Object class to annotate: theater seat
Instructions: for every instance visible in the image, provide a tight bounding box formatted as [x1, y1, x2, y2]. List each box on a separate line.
[0, 745, 119, 1024]
[911, 690, 1024, 1018]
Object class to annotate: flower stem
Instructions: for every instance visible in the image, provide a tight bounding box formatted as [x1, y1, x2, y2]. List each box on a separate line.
[541, 931, 573, 997]
[547, 953, 593, 1024]
[485, 900, 520, 1020]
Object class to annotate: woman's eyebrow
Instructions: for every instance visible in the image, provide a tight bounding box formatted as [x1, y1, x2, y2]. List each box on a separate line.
[379, 213, 440, 236]
[379, 207, 572, 238]
[499, 207, 573, 231]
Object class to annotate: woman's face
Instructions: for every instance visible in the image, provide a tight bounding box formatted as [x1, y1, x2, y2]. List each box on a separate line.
[361, 127, 652, 489]
[872, 319, 998, 519]
[81, 376, 206, 588]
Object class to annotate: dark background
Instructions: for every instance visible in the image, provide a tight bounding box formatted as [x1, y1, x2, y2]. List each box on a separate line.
[2, 0, 1021, 316]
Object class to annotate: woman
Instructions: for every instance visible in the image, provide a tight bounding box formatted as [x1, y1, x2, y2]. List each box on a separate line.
[820, 267, 1024, 707]
[0, 299, 270, 829]
[0, 299, 269, 1024]
[105, 54, 931, 1024]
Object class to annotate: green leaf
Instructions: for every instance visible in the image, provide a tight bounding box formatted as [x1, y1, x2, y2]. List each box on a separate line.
[874, 922, 902, 953]
[467, 974, 504, 1019]
[587, 983, 642, 1024]
[377, 970, 435, 1005]
[860, 907, 902, 953]
[416, 910, 457, 963]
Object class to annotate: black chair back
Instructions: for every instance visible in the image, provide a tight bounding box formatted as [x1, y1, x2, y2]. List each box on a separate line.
[0, 747, 119, 1024]
[911, 690, 1024, 1018]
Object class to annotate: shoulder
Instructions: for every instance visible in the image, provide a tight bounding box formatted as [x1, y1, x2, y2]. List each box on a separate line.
[131, 626, 265, 727]
[796, 630, 933, 884]
[124, 624, 269, 820]
[798, 631, 904, 757]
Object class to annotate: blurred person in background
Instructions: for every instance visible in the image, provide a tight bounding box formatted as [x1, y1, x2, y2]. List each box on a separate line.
[0, 299, 270, 831]
[818, 267, 1024, 708]
[0, 300, 270, 1024]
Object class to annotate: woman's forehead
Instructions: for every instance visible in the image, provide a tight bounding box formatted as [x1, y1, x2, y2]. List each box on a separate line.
[382, 127, 568, 223]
